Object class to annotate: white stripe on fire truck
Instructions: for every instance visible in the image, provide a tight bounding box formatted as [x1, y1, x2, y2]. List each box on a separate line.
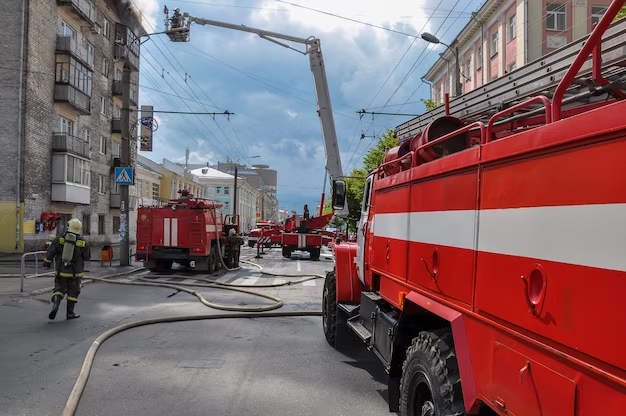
[206, 224, 216, 232]
[171, 218, 178, 247]
[164, 218, 171, 246]
[373, 203, 626, 272]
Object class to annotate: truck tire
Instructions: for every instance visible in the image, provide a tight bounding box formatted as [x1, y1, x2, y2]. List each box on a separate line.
[208, 245, 217, 273]
[155, 260, 172, 272]
[322, 271, 339, 346]
[282, 247, 291, 258]
[399, 330, 464, 416]
[310, 248, 321, 260]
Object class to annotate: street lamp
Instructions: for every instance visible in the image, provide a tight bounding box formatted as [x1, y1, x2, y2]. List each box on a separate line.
[421, 32, 467, 97]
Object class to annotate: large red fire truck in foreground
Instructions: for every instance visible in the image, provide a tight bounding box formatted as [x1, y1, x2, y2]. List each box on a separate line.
[326, 4, 626, 415]
[136, 192, 239, 272]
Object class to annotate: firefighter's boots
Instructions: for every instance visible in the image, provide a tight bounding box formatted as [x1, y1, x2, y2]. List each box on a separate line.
[66, 300, 80, 320]
[49, 294, 62, 320]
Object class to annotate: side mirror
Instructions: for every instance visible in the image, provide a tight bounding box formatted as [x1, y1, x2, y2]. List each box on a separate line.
[332, 180, 346, 210]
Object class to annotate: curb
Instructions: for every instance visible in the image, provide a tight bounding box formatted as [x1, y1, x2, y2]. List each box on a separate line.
[27, 267, 147, 296]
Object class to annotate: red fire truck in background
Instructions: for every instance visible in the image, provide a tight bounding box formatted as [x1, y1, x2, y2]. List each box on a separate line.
[325, 4, 626, 415]
[247, 220, 283, 248]
[136, 191, 239, 272]
[281, 212, 333, 260]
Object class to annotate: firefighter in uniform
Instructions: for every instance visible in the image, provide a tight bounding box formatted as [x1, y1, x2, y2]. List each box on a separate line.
[226, 228, 244, 268]
[303, 204, 310, 221]
[43, 218, 91, 320]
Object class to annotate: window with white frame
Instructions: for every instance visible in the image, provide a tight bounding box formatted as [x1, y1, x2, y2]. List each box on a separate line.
[98, 175, 106, 194]
[216, 186, 222, 195]
[100, 96, 106, 114]
[508, 62, 517, 72]
[99, 136, 107, 154]
[102, 57, 109, 77]
[113, 105, 122, 119]
[58, 117, 74, 135]
[86, 42, 94, 67]
[103, 19, 110, 39]
[476, 46, 482, 69]
[114, 68, 122, 81]
[546, 4, 566, 31]
[66, 156, 90, 186]
[465, 59, 471, 81]
[152, 183, 160, 199]
[60, 21, 76, 39]
[224, 186, 230, 195]
[112, 142, 120, 157]
[491, 31, 499, 56]
[509, 15, 516, 41]
[591, 6, 607, 26]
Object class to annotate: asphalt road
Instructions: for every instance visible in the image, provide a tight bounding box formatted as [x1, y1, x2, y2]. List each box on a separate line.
[0, 245, 392, 416]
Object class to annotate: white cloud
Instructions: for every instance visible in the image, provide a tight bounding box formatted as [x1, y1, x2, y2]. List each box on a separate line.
[286, 110, 298, 119]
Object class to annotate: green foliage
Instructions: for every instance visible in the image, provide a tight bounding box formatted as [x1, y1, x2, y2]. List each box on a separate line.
[616, 6, 626, 21]
[343, 129, 398, 231]
[420, 98, 439, 112]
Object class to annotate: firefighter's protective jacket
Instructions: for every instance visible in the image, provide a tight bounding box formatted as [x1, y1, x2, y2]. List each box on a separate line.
[43, 233, 91, 278]
[227, 235, 244, 251]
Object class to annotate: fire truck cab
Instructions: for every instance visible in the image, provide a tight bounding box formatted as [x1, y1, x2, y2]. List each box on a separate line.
[325, 5, 626, 416]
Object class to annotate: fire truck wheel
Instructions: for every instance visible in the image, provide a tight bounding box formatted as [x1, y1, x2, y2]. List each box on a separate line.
[399, 329, 464, 416]
[155, 260, 173, 272]
[208, 245, 217, 273]
[322, 271, 339, 346]
[310, 248, 321, 261]
[282, 247, 292, 258]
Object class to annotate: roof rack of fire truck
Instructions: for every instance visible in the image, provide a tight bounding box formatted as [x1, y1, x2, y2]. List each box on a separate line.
[395, 16, 626, 141]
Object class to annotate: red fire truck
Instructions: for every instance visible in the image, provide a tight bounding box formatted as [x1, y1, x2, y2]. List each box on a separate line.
[325, 4, 626, 415]
[136, 192, 238, 272]
[281, 212, 333, 259]
[247, 220, 283, 248]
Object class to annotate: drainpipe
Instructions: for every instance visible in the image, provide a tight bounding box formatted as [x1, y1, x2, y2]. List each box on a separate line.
[524, 0, 529, 64]
[16, 0, 26, 250]
[420, 76, 433, 100]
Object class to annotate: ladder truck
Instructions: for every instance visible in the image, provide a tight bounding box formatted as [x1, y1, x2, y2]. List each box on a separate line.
[163, 8, 349, 222]
[326, 3, 626, 415]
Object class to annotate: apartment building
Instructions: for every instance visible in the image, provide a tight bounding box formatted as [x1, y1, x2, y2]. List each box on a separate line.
[135, 155, 162, 207]
[190, 167, 259, 232]
[159, 159, 206, 201]
[0, 0, 144, 253]
[425, 0, 613, 103]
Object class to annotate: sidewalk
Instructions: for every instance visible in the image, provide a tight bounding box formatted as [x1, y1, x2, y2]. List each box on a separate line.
[0, 259, 144, 296]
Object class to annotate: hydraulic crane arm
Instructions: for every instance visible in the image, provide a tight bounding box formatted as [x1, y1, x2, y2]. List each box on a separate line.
[164, 9, 348, 217]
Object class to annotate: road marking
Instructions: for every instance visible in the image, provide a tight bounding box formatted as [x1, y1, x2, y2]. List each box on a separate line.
[232, 276, 260, 286]
[273, 278, 287, 285]
[297, 260, 301, 272]
[215, 275, 233, 283]
[302, 280, 316, 286]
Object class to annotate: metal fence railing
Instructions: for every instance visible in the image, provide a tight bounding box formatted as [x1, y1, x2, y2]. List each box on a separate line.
[21, 251, 55, 293]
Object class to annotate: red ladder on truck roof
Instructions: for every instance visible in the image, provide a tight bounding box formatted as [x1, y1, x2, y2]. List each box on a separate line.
[395, 17, 626, 142]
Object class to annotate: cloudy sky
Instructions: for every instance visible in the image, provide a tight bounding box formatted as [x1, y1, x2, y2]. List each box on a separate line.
[130, 0, 483, 212]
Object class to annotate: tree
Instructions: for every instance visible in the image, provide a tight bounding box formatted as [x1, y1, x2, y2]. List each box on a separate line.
[343, 128, 398, 231]
[420, 98, 439, 112]
[617, 5, 626, 21]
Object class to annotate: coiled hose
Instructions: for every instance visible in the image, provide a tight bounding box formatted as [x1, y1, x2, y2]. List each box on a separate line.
[62, 221, 329, 415]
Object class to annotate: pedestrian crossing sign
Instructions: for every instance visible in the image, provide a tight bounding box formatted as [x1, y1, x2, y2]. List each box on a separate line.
[114, 167, 134, 185]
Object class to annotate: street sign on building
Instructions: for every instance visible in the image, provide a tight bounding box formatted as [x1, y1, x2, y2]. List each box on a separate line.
[115, 167, 134, 185]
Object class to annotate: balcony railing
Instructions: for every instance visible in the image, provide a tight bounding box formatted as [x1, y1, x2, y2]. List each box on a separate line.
[110, 194, 137, 210]
[114, 44, 139, 71]
[56, 0, 96, 24]
[52, 133, 90, 159]
[112, 80, 138, 105]
[54, 84, 91, 114]
[56, 36, 94, 68]
[111, 118, 121, 133]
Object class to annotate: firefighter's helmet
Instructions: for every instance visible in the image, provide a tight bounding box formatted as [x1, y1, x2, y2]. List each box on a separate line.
[68, 218, 82, 234]
[229, 228, 236, 236]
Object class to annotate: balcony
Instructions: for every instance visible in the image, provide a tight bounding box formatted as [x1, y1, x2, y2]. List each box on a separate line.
[112, 118, 121, 133]
[56, 0, 96, 25]
[52, 132, 90, 159]
[112, 80, 138, 105]
[56, 36, 93, 68]
[114, 44, 139, 71]
[110, 194, 137, 210]
[54, 84, 91, 114]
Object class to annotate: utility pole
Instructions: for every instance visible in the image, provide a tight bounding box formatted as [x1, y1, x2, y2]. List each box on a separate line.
[120, 57, 131, 266]
[233, 165, 238, 219]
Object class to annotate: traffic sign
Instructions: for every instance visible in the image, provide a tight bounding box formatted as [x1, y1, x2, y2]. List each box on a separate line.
[114, 167, 134, 185]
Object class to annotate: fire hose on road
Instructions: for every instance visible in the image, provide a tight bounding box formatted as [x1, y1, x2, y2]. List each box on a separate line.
[62, 234, 329, 416]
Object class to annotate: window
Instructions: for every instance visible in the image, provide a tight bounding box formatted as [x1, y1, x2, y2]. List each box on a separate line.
[60, 21, 76, 39]
[476, 46, 482, 69]
[100, 96, 106, 114]
[86, 42, 94, 67]
[224, 186, 230, 195]
[113, 105, 121, 119]
[99, 136, 107, 154]
[152, 183, 160, 199]
[509, 15, 516, 41]
[102, 58, 109, 77]
[98, 214, 105, 235]
[491, 32, 499, 56]
[465, 59, 471, 80]
[114, 68, 123, 82]
[84, 129, 90, 143]
[98, 175, 106, 194]
[59, 117, 74, 135]
[82, 214, 91, 235]
[223, 201, 230, 211]
[103, 19, 110, 39]
[55, 56, 92, 97]
[508, 62, 517, 72]
[546, 4, 566, 31]
[113, 216, 120, 234]
[66, 156, 90, 186]
[216, 186, 222, 195]
[591, 6, 607, 26]
[112, 142, 120, 157]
